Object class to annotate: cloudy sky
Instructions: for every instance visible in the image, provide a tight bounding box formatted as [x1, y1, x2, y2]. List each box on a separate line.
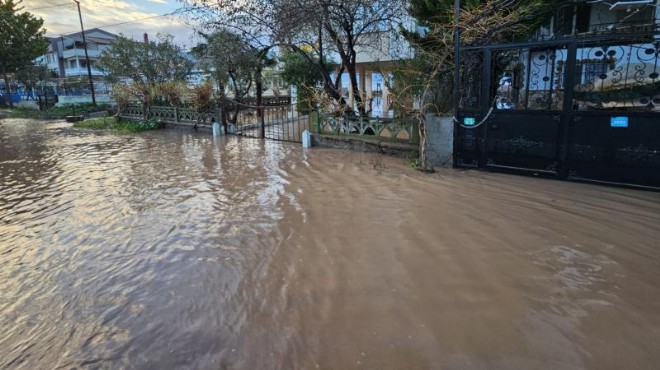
[26, 0, 200, 48]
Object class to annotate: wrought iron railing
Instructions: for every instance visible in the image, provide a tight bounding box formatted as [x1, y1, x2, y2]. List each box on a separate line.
[318, 114, 419, 144]
[120, 105, 218, 124]
[535, 21, 660, 42]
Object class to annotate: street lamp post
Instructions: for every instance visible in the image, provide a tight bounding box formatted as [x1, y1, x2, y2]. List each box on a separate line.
[73, 0, 96, 106]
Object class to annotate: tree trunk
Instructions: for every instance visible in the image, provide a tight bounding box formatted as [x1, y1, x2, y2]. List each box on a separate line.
[417, 115, 434, 173]
[345, 62, 365, 117]
[217, 80, 228, 134]
[2, 63, 13, 109]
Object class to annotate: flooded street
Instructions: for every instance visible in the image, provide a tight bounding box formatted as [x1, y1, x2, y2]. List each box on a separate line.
[1, 118, 660, 369]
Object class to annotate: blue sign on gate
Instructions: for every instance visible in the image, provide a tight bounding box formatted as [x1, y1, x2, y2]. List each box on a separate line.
[611, 116, 629, 128]
[464, 117, 476, 126]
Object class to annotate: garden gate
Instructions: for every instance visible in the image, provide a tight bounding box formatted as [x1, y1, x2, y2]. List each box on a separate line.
[231, 104, 311, 143]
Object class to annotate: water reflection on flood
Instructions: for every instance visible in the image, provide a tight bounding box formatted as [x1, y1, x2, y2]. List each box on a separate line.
[1, 118, 660, 369]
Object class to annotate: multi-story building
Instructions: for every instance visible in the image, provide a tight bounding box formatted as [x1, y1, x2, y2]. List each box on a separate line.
[337, 15, 419, 117]
[40, 28, 118, 78]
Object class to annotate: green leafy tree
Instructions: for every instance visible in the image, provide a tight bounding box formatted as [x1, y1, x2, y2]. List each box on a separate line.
[191, 30, 260, 124]
[16, 64, 49, 95]
[0, 0, 47, 108]
[408, 0, 564, 47]
[280, 51, 334, 114]
[98, 33, 193, 118]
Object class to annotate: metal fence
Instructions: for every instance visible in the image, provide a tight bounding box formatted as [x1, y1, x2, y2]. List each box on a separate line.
[121, 105, 218, 125]
[318, 114, 419, 144]
[120, 104, 310, 143]
[232, 105, 312, 143]
[119, 102, 419, 146]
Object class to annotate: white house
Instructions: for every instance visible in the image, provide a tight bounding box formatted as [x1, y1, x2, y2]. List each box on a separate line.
[339, 16, 419, 117]
[41, 29, 118, 79]
[491, 0, 660, 111]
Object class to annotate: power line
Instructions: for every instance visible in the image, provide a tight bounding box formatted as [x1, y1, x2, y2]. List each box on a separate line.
[27, 3, 73, 11]
[0, 3, 70, 15]
[53, 8, 194, 36]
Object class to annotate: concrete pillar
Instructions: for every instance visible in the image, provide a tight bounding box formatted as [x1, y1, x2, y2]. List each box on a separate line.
[365, 70, 373, 99]
[348, 72, 354, 109]
[359, 67, 366, 96]
[359, 66, 367, 113]
[365, 70, 373, 115]
[213, 122, 222, 137]
[382, 72, 391, 115]
[302, 129, 311, 148]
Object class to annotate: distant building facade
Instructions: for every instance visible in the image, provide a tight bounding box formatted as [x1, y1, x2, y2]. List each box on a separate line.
[40, 29, 118, 79]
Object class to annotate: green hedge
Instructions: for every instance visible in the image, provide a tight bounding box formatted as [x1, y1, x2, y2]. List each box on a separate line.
[73, 117, 164, 132]
[5, 103, 113, 119]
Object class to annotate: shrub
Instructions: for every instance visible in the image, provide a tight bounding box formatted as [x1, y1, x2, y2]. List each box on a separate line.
[73, 117, 164, 132]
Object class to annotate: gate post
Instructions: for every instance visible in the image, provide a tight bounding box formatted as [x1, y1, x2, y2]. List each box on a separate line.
[260, 107, 265, 139]
[559, 41, 578, 178]
[480, 48, 492, 167]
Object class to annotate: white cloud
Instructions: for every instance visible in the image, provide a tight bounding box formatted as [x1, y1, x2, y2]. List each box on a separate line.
[28, 0, 196, 47]
[147, 0, 168, 4]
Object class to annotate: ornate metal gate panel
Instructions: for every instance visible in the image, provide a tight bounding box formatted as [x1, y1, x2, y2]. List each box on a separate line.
[455, 36, 660, 189]
[568, 41, 660, 187]
[232, 105, 310, 143]
[485, 46, 569, 174]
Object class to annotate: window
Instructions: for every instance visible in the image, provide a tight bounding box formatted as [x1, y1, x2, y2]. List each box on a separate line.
[553, 5, 574, 36]
[576, 61, 609, 84]
[575, 4, 591, 33]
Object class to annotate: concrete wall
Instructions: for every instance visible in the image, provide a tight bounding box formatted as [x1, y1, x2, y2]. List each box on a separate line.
[56, 95, 115, 107]
[425, 114, 454, 168]
[311, 133, 418, 158]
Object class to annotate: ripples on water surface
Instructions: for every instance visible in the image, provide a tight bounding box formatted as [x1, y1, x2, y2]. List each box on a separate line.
[1, 118, 660, 369]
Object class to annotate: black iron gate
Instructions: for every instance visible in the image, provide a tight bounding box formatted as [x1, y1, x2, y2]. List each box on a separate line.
[455, 36, 660, 189]
[232, 104, 312, 143]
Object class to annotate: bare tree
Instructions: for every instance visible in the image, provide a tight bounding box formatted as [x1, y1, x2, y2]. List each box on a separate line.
[181, 0, 407, 117]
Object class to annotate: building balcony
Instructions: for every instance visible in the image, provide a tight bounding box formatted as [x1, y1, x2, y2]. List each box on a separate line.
[355, 31, 414, 64]
[587, 21, 659, 37]
[62, 48, 102, 59]
[64, 67, 107, 77]
[537, 21, 660, 42]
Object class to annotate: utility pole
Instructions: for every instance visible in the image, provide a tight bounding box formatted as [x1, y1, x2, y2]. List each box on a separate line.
[73, 0, 96, 106]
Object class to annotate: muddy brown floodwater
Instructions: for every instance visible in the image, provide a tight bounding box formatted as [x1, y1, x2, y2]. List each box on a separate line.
[1, 118, 659, 370]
